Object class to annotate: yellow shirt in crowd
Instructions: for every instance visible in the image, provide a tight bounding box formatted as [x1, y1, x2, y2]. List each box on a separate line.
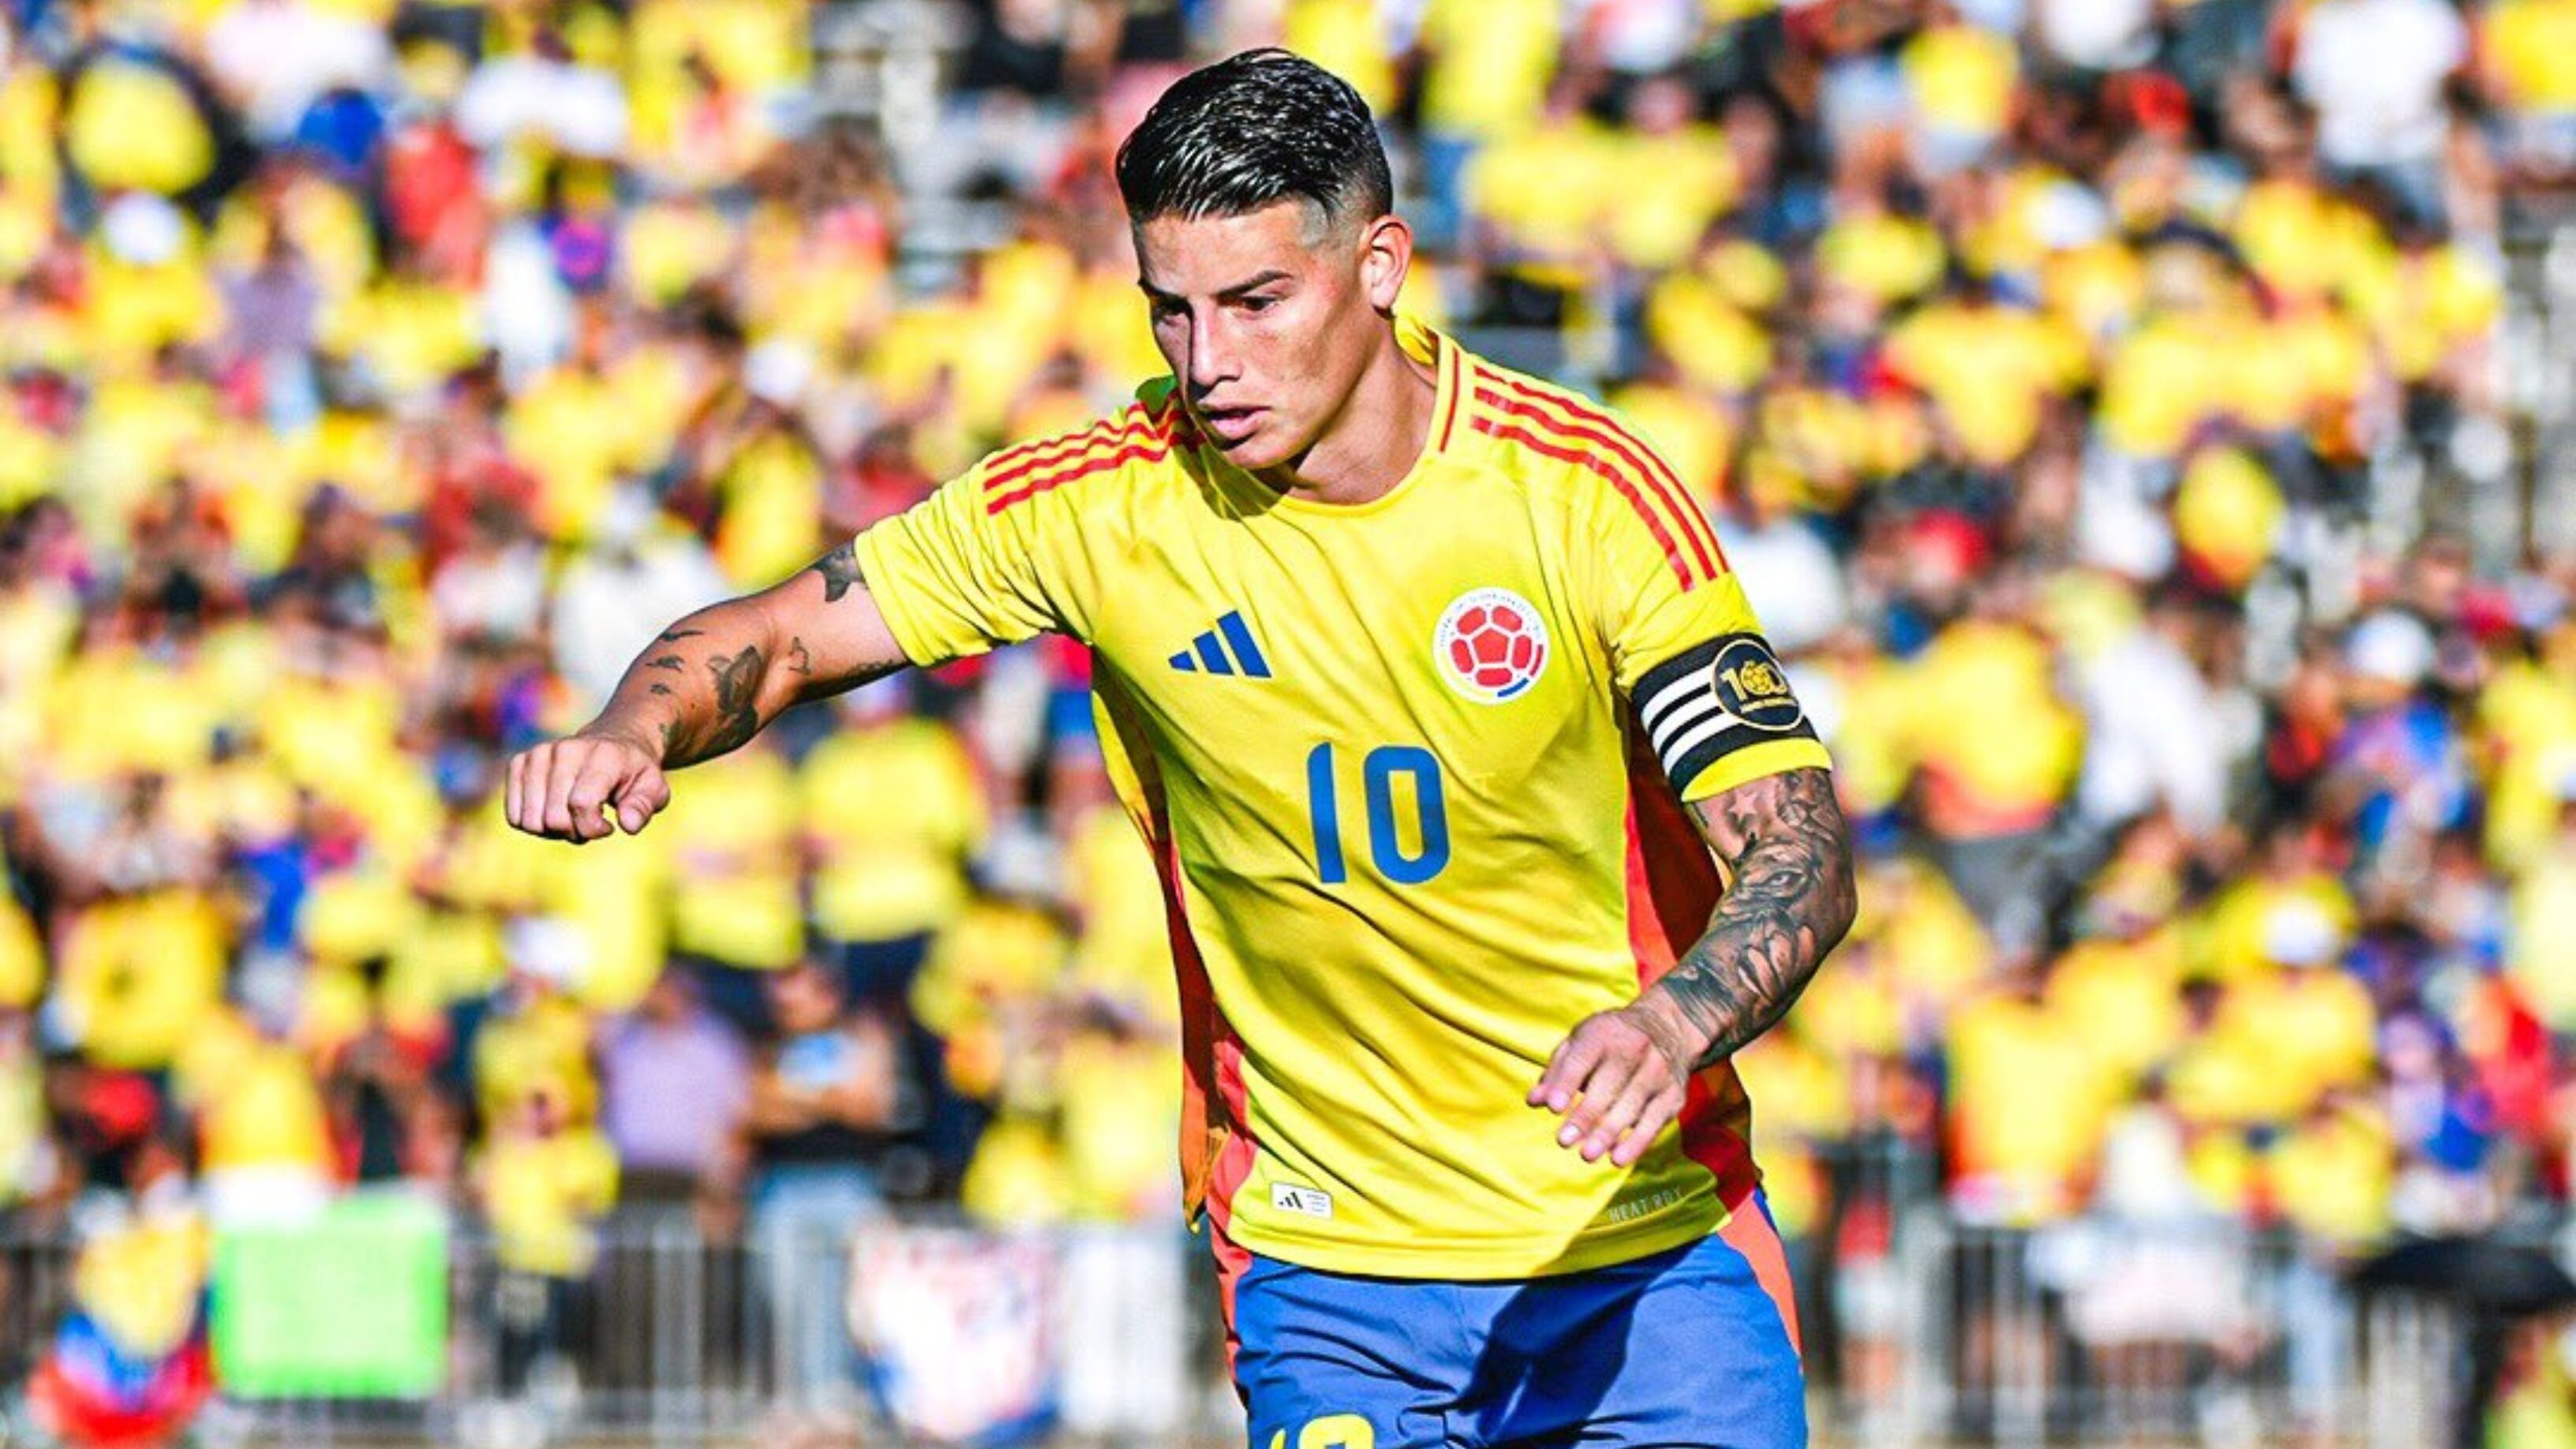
[1415, 0, 1561, 140]
[1907, 620, 2084, 835]
[179, 1013, 335, 1179]
[2488, 0, 2576, 114]
[657, 746, 803, 970]
[1947, 990, 2117, 1222]
[55, 890, 228, 1071]
[801, 716, 988, 945]
[483, 1127, 620, 1276]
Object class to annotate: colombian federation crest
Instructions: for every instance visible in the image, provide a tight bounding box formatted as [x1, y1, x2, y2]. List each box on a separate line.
[1436, 588, 1549, 702]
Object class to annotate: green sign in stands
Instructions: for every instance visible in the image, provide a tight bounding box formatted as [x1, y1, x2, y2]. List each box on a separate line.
[210, 1193, 449, 1398]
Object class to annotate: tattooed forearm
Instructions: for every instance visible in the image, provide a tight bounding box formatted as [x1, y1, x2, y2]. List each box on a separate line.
[807, 541, 865, 603]
[664, 646, 766, 763]
[1644, 769, 1856, 1072]
[575, 543, 910, 772]
[603, 638, 776, 769]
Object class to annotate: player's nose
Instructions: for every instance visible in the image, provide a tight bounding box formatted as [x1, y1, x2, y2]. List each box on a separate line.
[1186, 313, 1240, 391]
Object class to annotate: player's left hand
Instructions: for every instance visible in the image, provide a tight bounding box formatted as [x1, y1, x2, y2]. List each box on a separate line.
[1529, 998, 1701, 1167]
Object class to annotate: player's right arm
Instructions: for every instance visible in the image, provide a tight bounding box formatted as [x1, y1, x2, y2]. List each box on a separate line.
[504, 541, 907, 843]
[505, 405, 1115, 843]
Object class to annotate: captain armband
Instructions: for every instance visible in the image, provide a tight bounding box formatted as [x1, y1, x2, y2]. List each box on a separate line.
[1632, 633, 1818, 790]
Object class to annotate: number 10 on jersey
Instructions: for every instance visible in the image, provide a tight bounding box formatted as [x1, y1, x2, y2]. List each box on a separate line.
[1305, 743, 1450, 886]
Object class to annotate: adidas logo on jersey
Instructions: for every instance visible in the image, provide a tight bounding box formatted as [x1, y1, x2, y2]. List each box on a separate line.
[1168, 611, 1272, 678]
[1271, 1182, 1334, 1219]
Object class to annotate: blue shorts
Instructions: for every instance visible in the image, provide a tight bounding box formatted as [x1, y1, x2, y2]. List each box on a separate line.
[1228, 1201, 1806, 1449]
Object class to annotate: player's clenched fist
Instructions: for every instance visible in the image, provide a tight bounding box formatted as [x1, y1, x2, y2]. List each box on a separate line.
[1529, 1002, 1698, 1168]
[505, 730, 672, 843]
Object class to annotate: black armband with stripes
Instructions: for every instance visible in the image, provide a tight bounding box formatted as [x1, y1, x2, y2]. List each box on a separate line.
[1633, 634, 1816, 790]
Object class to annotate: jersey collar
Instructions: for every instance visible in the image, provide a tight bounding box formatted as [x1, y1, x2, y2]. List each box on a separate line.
[1200, 313, 1464, 518]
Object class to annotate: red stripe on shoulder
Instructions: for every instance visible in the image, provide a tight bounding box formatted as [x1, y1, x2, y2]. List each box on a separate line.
[1477, 369, 1728, 580]
[984, 416, 1114, 482]
[1470, 384, 1705, 587]
[983, 407, 1157, 494]
[1434, 337, 1464, 454]
[984, 436, 1172, 515]
[1470, 413, 1693, 585]
[1538, 376, 1732, 576]
[1477, 369, 1727, 580]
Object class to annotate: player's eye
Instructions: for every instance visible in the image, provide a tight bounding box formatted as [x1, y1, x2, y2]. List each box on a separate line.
[1149, 298, 1187, 323]
[1240, 295, 1279, 314]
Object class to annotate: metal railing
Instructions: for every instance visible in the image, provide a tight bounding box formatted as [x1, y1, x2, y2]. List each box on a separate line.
[1840, 1214, 2469, 1449]
[0, 1204, 2496, 1447]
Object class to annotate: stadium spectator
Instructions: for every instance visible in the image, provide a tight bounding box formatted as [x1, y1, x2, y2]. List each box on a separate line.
[740, 957, 916, 1412]
[598, 969, 748, 1211]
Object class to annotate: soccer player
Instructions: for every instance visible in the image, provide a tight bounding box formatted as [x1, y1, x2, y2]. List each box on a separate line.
[508, 50, 1854, 1449]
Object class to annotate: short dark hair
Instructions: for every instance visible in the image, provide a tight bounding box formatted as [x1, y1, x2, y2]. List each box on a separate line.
[1114, 49, 1393, 236]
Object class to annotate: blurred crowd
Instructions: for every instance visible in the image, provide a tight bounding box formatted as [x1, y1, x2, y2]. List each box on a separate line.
[0, 0, 2573, 1360]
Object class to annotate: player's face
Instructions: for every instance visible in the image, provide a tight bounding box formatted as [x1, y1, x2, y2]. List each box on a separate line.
[1135, 199, 1404, 473]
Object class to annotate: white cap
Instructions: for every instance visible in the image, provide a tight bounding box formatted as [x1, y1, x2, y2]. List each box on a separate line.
[2345, 610, 2436, 688]
[504, 915, 590, 988]
[2074, 477, 2174, 581]
[743, 339, 813, 410]
[2263, 900, 2342, 968]
[2031, 179, 2113, 251]
[101, 192, 185, 267]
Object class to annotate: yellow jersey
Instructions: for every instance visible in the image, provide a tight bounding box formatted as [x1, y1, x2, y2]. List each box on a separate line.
[855, 319, 1831, 1279]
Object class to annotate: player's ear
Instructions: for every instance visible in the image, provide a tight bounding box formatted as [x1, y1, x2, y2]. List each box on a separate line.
[1358, 213, 1411, 316]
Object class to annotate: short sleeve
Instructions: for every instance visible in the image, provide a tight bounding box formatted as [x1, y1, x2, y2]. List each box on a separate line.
[851, 460, 1067, 667]
[1597, 509, 1832, 803]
